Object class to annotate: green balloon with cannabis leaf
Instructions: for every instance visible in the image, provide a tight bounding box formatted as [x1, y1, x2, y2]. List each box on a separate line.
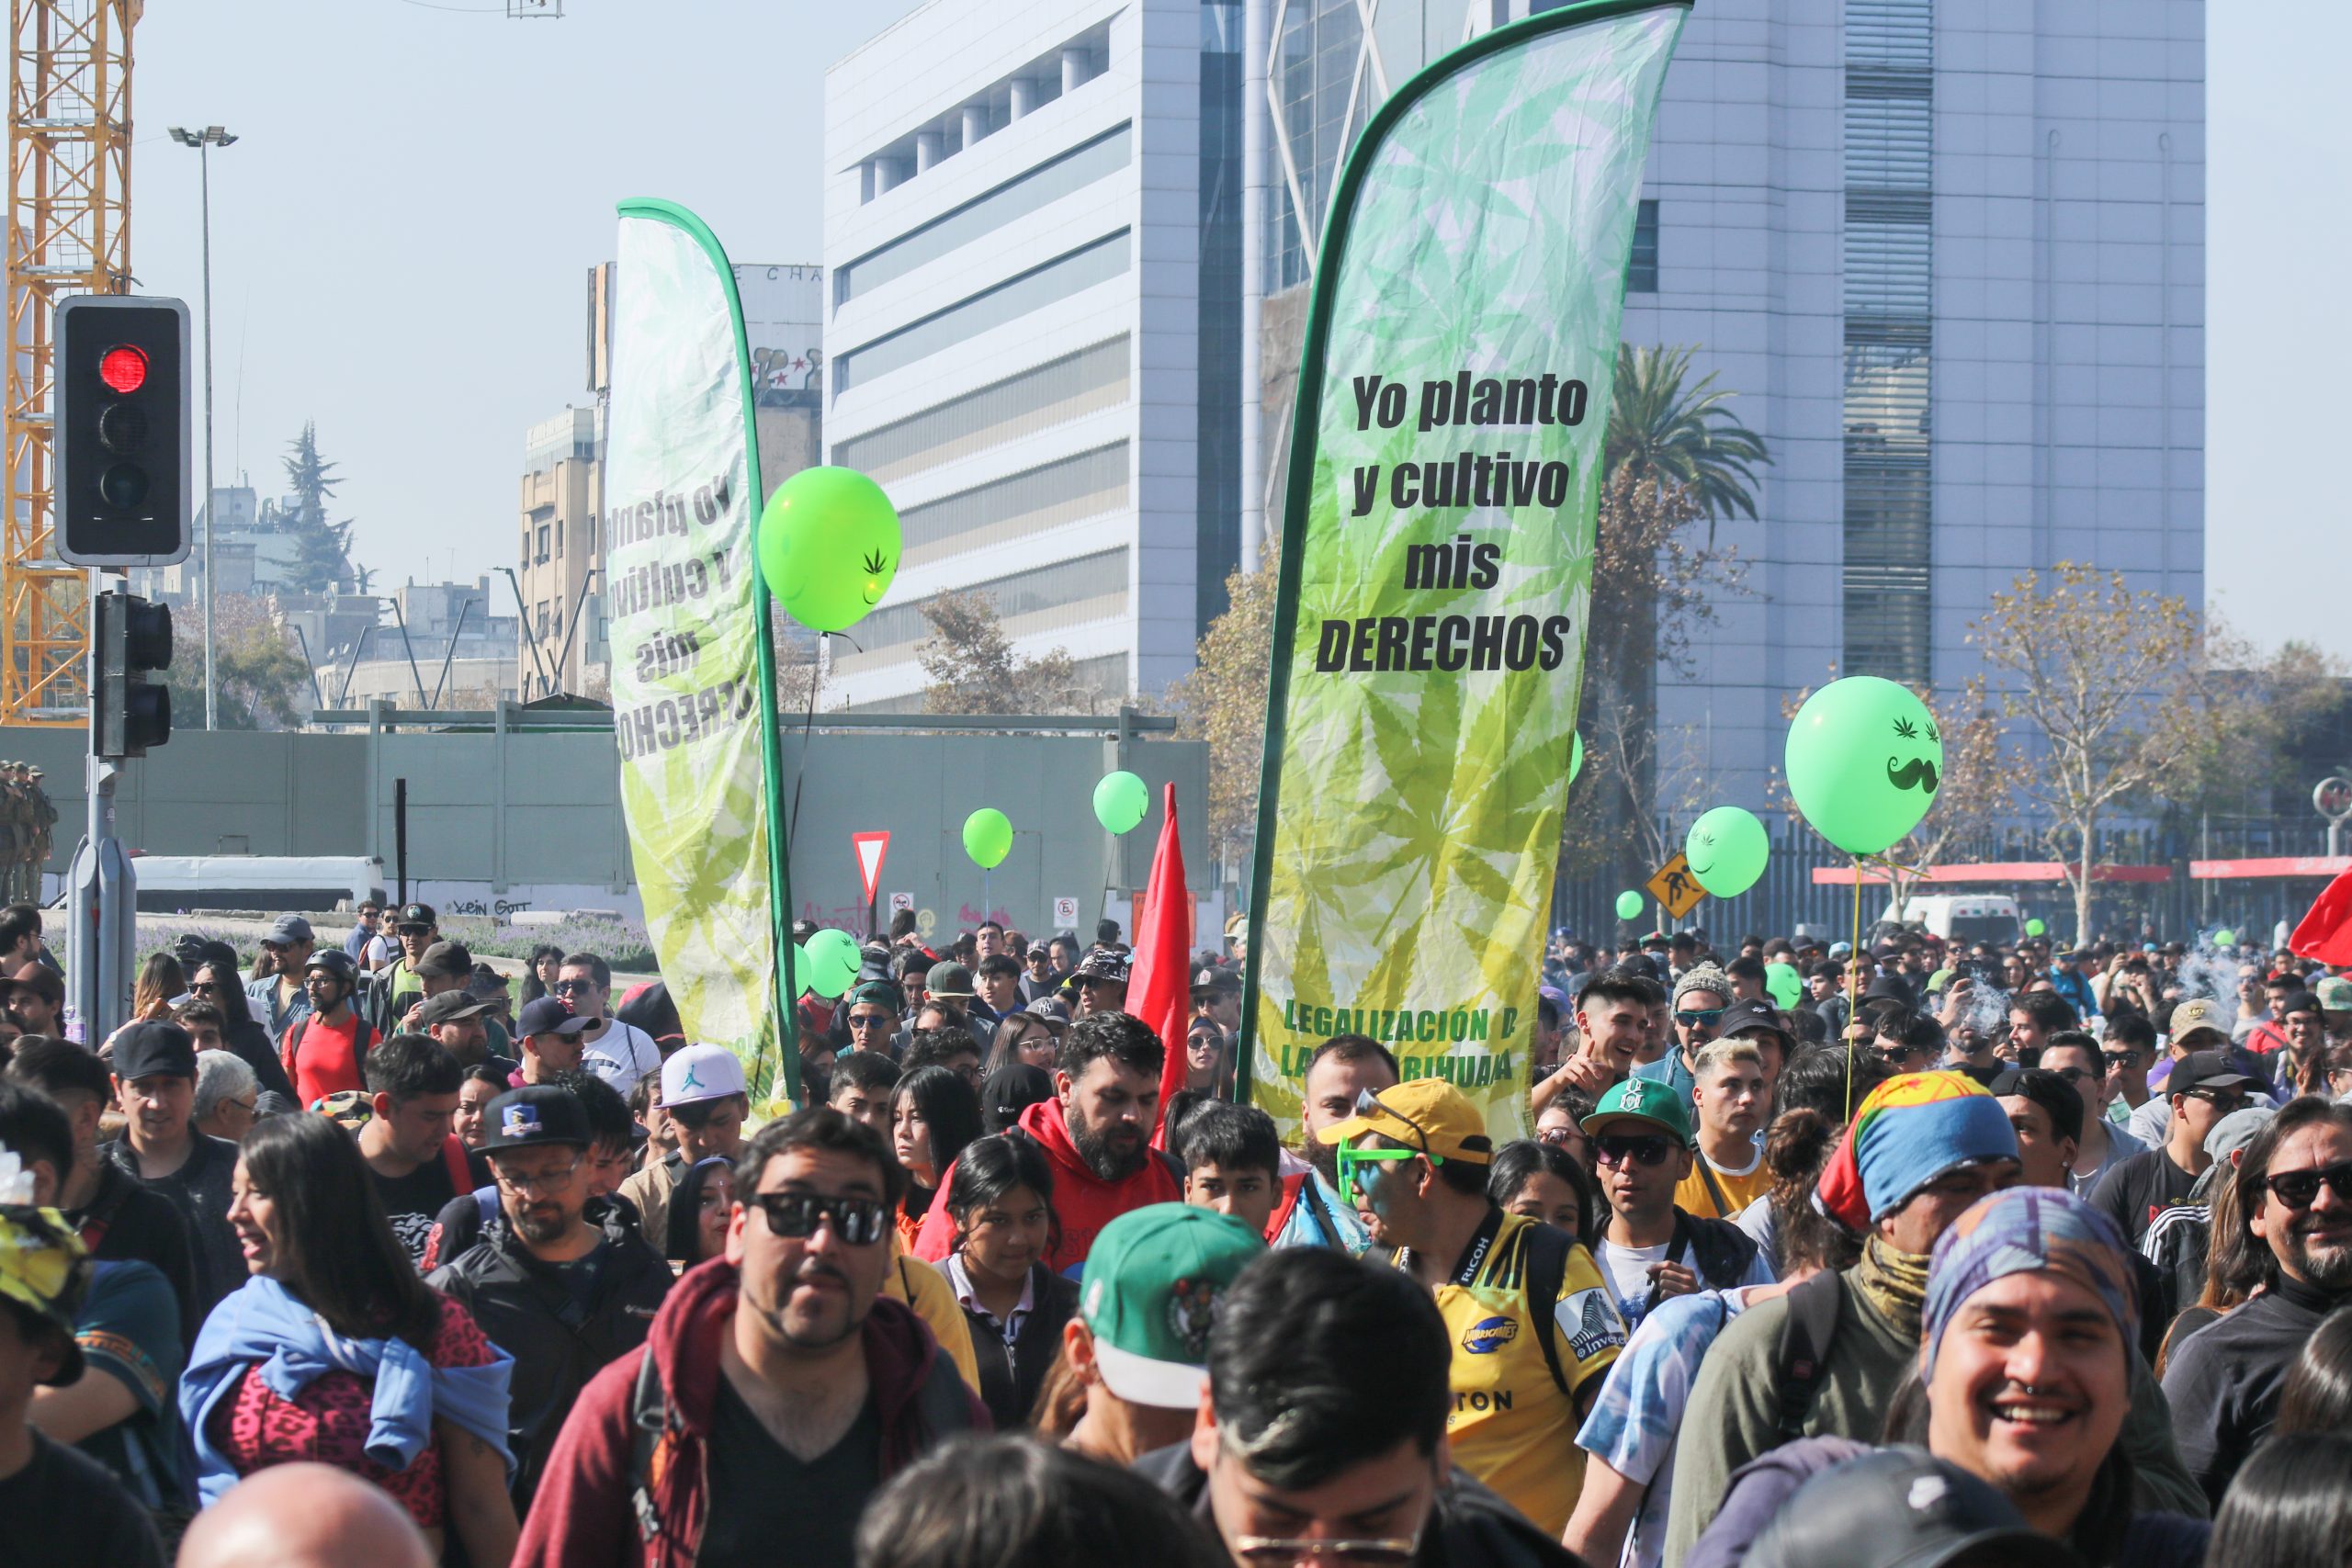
[756, 466, 901, 636]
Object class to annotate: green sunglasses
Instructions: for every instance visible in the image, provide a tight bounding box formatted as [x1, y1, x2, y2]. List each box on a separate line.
[1335, 1144, 1442, 1206]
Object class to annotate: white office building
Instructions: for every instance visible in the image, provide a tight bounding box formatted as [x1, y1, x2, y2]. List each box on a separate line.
[825, 0, 2203, 786]
[822, 0, 1238, 710]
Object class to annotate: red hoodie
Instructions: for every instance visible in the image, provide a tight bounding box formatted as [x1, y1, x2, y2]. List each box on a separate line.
[514, 1255, 988, 1568]
[912, 1097, 1182, 1271]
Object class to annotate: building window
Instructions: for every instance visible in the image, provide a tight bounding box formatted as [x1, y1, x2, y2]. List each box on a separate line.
[854, 547, 1130, 652]
[898, 443, 1129, 558]
[537, 525, 550, 563]
[536, 603, 549, 637]
[835, 231, 1133, 393]
[556, 520, 564, 558]
[837, 125, 1134, 305]
[1627, 198, 1659, 293]
[831, 336, 1130, 483]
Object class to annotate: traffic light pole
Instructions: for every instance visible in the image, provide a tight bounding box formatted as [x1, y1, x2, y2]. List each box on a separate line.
[67, 576, 140, 1046]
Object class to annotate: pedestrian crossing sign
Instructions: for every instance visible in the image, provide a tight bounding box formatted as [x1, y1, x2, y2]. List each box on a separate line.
[1646, 852, 1706, 919]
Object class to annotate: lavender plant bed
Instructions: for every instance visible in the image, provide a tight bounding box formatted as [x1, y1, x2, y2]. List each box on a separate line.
[438, 915, 657, 974]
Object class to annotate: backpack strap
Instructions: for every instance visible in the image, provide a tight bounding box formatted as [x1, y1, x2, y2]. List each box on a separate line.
[442, 1135, 472, 1201]
[627, 1349, 674, 1545]
[1773, 1268, 1845, 1441]
[1695, 1156, 1735, 1220]
[279, 1015, 306, 1089]
[1521, 1220, 1577, 1399]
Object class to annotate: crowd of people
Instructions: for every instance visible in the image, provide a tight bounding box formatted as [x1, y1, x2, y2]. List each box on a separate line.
[2, 895, 2350, 1568]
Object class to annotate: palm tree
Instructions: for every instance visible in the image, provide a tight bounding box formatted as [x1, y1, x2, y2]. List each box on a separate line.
[1605, 343, 1769, 544]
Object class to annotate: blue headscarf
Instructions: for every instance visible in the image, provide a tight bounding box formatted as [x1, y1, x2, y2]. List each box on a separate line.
[1923, 1186, 2138, 1367]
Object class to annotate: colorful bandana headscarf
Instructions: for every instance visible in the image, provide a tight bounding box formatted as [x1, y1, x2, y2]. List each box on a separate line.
[1923, 1186, 2138, 1366]
[0, 1201, 91, 1385]
[1815, 1071, 2018, 1230]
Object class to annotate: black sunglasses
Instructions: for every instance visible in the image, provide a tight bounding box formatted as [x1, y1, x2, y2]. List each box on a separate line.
[2264, 1162, 2352, 1212]
[1594, 1134, 1675, 1168]
[2101, 1051, 2143, 1070]
[747, 1190, 889, 1247]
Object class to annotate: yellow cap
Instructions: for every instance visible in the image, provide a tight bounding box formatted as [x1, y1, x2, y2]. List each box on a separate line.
[1316, 1077, 1494, 1164]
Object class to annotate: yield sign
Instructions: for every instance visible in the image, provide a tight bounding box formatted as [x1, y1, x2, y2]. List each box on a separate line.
[852, 831, 890, 907]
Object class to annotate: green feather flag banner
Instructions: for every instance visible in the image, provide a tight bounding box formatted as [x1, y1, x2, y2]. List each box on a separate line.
[1239, 1, 1686, 1141]
[605, 200, 796, 1099]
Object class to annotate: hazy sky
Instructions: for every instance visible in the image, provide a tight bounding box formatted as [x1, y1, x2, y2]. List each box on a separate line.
[128, 3, 2331, 656]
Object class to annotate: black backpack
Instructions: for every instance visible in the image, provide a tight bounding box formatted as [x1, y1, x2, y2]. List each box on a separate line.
[1770, 1268, 1846, 1440]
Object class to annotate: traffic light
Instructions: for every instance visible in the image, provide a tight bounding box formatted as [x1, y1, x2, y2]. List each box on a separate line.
[55, 295, 191, 567]
[92, 591, 173, 757]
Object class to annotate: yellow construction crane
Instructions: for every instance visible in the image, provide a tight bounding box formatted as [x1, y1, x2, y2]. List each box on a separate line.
[4, 0, 134, 725]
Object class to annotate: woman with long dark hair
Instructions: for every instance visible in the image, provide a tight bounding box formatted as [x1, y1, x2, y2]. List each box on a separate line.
[943, 1134, 1079, 1429]
[186, 956, 295, 1100]
[662, 1154, 736, 1269]
[891, 1065, 981, 1253]
[178, 1112, 517, 1563]
[982, 1012, 1060, 1077]
[519, 942, 566, 1005]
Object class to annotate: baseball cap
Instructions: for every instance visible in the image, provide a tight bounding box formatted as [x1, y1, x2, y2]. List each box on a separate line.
[0, 964, 62, 1005]
[2315, 976, 2352, 1011]
[1828, 941, 1854, 960]
[1719, 998, 1790, 1043]
[1316, 1078, 1496, 1164]
[0, 1204, 91, 1386]
[1190, 964, 1242, 998]
[515, 997, 588, 1038]
[1078, 1204, 1263, 1409]
[662, 1043, 748, 1108]
[1581, 1077, 1694, 1145]
[479, 1086, 592, 1153]
[2167, 997, 2232, 1046]
[2205, 1106, 2276, 1166]
[393, 902, 436, 930]
[110, 1021, 198, 1080]
[2166, 1051, 2254, 1100]
[263, 913, 314, 945]
[414, 941, 474, 980]
[1742, 1447, 2076, 1568]
[924, 962, 976, 1000]
[1072, 948, 1132, 986]
[413, 990, 493, 1029]
[846, 980, 901, 1011]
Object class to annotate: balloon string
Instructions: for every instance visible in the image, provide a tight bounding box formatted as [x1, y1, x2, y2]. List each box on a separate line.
[786, 633, 823, 851]
[1848, 854, 1864, 1119]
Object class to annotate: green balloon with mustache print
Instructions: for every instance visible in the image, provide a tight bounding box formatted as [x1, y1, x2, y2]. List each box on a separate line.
[1784, 675, 1943, 855]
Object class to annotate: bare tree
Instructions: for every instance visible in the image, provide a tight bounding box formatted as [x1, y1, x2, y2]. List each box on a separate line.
[1966, 564, 2341, 940]
[915, 590, 1102, 716]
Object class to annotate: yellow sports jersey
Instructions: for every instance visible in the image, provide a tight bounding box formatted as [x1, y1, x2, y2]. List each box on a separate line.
[1675, 1146, 1773, 1220]
[1388, 1211, 1627, 1537]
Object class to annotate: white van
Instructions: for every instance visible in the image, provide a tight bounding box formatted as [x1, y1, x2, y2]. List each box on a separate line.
[1897, 894, 2023, 947]
[123, 855, 386, 915]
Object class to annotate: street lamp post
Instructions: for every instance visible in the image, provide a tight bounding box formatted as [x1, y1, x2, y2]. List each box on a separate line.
[168, 124, 237, 730]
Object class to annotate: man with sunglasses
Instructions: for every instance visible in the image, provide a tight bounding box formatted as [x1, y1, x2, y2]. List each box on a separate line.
[1582, 1078, 1771, 1332]
[2161, 1096, 2352, 1506]
[559, 953, 662, 1098]
[368, 901, 441, 1032]
[2089, 1050, 2255, 1252]
[1629, 964, 1734, 1113]
[840, 980, 904, 1060]
[430, 1085, 673, 1511]
[242, 913, 315, 1046]
[518, 1108, 986, 1568]
[1321, 1079, 1626, 1538]
[2037, 1032, 2146, 1194]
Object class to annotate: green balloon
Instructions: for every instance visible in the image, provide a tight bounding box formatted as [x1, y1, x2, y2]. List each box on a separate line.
[788, 942, 810, 997]
[1685, 807, 1770, 898]
[1784, 676, 1943, 855]
[1764, 961, 1803, 1010]
[756, 466, 902, 635]
[1092, 771, 1149, 835]
[1569, 730, 1584, 784]
[964, 807, 1012, 870]
[1614, 890, 1644, 921]
[2024, 918, 2046, 938]
[2212, 929, 2235, 949]
[804, 928, 862, 998]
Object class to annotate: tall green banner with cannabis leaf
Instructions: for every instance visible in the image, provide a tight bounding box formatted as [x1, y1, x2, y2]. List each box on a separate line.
[1240, 1, 1686, 1141]
[606, 200, 794, 1097]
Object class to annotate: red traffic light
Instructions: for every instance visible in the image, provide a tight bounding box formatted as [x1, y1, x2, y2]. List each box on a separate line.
[98, 344, 148, 394]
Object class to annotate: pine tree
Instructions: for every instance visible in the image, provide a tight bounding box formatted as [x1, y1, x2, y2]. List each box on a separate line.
[277, 421, 359, 592]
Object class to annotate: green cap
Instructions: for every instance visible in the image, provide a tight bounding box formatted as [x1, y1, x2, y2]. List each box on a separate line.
[1581, 1076, 1692, 1145]
[1078, 1203, 1263, 1409]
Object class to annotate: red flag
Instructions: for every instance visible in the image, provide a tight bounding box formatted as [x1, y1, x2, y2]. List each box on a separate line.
[2290, 864, 2352, 965]
[1125, 782, 1193, 1146]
